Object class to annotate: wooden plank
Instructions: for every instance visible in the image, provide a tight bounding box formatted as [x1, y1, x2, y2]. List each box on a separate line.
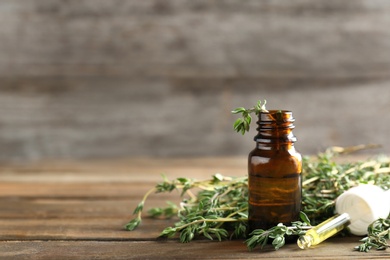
[1, 1, 390, 78]
[0, 79, 389, 162]
[0, 198, 145, 218]
[0, 218, 169, 240]
[0, 238, 389, 260]
[0, 182, 151, 198]
[0, 157, 247, 183]
[0, 159, 389, 259]
[0, 196, 182, 219]
[1, 1, 390, 162]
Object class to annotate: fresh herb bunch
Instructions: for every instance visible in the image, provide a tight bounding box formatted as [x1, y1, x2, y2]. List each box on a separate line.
[232, 100, 268, 135]
[125, 173, 249, 242]
[125, 145, 390, 252]
[302, 145, 390, 225]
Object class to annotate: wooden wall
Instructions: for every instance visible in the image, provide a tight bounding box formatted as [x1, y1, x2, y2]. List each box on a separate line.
[1, 1, 390, 162]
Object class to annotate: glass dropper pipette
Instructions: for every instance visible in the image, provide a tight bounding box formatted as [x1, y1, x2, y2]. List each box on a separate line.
[297, 185, 390, 249]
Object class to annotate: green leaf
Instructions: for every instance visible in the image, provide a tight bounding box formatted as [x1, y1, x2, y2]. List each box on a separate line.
[203, 230, 213, 240]
[255, 100, 268, 114]
[299, 211, 311, 226]
[177, 177, 191, 184]
[245, 114, 252, 125]
[180, 226, 195, 243]
[272, 236, 285, 250]
[148, 201, 178, 218]
[240, 126, 246, 135]
[133, 201, 144, 214]
[212, 173, 224, 183]
[233, 118, 243, 131]
[237, 212, 248, 218]
[125, 218, 141, 231]
[232, 99, 267, 135]
[148, 207, 163, 217]
[210, 228, 228, 241]
[243, 120, 250, 132]
[231, 107, 246, 114]
[159, 227, 177, 238]
[156, 181, 176, 193]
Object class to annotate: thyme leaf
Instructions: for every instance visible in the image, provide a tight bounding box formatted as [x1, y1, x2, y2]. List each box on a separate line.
[232, 100, 268, 135]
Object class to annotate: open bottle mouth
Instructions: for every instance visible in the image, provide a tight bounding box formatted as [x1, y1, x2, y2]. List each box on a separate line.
[258, 110, 295, 123]
[255, 110, 297, 143]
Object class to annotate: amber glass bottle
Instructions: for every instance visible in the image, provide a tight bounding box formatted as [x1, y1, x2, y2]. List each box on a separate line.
[248, 110, 302, 233]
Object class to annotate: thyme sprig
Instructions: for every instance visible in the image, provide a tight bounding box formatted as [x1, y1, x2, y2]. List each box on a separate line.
[355, 217, 390, 252]
[125, 173, 249, 242]
[157, 174, 249, 242]
[125, 145, 390, 252]
[232, 100, 268, 135]
[246, 212, 312, 250]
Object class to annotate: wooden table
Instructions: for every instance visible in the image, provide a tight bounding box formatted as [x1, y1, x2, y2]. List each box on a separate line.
[1, 157, 389, 259]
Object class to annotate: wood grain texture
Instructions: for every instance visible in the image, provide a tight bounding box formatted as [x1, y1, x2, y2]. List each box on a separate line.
[2, 0, 390, 78]
[0, 1, 390, 161]
[0, 158, 389, 259]
[1, 238, 388, 260]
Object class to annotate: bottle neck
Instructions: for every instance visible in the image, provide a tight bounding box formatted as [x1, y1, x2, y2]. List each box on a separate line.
[254, 110, 297, 150]
[255, 142, 296, 151]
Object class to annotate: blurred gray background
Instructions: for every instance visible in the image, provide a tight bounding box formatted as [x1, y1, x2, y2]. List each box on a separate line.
[1, 0, 390, 162]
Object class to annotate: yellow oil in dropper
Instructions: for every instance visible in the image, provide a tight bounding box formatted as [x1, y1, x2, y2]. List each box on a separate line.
[297, 213, 351, 249]
[297, 185, 390, 250]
